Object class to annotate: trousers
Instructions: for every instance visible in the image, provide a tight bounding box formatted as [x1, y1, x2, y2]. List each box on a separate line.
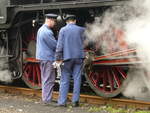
[58, 58, 83, 105]
[40, 61, 56, 102]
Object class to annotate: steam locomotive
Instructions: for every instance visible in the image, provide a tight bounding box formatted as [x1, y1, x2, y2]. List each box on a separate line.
[0, 0, 139, 98]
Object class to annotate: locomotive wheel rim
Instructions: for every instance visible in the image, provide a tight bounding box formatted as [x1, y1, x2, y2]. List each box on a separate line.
[84, 65, 128, 97]
[22, 62, 41, 89]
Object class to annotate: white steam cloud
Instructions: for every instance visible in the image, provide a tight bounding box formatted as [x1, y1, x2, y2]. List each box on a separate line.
[122, 68, 150, 101]
[123, 0, 150, 100]
[0, 59, 12, 83]
[85, 0, 150, 101]
[0, 47, 12, 83]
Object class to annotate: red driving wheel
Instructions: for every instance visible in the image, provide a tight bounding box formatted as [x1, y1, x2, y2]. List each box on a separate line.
[22, 58, 41, 89]
[85, 65, 128, 97]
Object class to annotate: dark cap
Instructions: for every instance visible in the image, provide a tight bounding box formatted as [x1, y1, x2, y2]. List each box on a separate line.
[45, 13, 58, 19]
[64, 14, 76, 21]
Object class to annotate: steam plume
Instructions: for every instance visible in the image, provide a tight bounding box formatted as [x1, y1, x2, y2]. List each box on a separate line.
[0, 47, 12, 83]
[85, 0, 150, 100]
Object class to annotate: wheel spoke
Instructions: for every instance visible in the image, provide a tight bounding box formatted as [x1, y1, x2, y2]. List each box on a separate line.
[22, 62, 41, 89]
[116, 67, 127, 79]
[112, 67, 121, 87]
[96, 72, 101, 87]
[28, 64, 33, 79]
[107, 69, 114, 92]
[25, 64, 32, 79]
[93, 72, 99, 85]
[24, 71, 29, 80]
[36, 63, 41, 85]
[33, 64, 36, 85]
[102, 70, 107, 91]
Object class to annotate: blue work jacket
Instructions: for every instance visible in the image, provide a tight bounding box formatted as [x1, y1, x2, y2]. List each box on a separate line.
[36, 24, 57, 61]
[55, 23, 85, 61]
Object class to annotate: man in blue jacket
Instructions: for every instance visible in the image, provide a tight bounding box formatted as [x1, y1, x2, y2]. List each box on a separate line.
[36, 13, 58, 105]
[55, 14, 85, 107]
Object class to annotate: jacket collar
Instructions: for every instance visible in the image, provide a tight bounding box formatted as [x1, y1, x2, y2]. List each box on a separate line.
[43, 24, 51, 29]
[66, 23, 76, 26]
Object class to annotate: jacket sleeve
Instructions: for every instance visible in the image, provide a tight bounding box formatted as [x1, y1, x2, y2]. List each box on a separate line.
[43, 31, 57, 51]
[55, 29, 64, 60]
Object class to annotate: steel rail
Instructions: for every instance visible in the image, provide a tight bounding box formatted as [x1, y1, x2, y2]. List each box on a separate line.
[0, 85, 150, 109]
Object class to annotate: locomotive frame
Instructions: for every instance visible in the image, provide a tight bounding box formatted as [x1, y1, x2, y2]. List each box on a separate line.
[0, 0, 139, 98]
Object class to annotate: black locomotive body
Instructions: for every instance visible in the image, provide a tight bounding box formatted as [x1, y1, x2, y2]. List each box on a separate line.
[0, 0, 133, 97]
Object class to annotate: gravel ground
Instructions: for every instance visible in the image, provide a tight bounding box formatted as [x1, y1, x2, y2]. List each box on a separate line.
[0, 91, 102, 113]
[0, 91, 149, 113]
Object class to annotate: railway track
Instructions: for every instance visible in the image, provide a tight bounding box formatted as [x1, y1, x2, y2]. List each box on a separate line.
[0, 85, 150, 110]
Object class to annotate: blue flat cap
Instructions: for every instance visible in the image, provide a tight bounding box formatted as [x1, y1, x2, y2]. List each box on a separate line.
[45, 13, 58, 19]
[64, 14, 76, 21]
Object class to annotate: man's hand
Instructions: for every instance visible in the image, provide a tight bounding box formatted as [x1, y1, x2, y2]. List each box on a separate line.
[53, 60, 63, 68]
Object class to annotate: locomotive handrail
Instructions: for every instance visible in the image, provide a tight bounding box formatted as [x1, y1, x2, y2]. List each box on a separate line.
[93, 58, 141, 66]
[94, 55, 139, 61]
[94, 48, 136, 61]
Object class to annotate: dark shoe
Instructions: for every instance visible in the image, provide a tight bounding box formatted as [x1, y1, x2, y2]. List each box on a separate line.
[42, 101, 56, 106]
[42, 102, 51, 106]
[72, 101, 79, 107]
[56, 104, 67, 107]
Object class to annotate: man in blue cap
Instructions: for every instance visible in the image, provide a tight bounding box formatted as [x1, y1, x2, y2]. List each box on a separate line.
[55, 14, 85, 107]
[36, 13, 58, 105]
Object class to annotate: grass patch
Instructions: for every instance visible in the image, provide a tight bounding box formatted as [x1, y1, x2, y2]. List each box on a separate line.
[88, 105, 150, 113]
